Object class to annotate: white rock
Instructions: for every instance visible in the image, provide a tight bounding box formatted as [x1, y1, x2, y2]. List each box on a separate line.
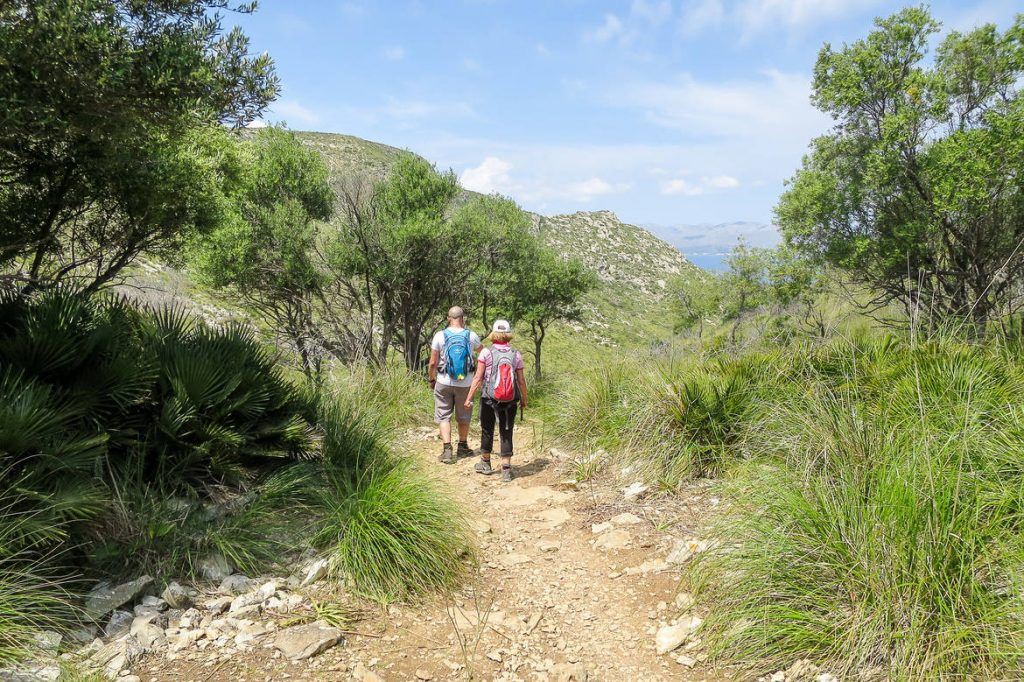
[594, 528, 631, 550]
[674, 592, 695, 610]
[676, 654, 697, 668]
[667, 538, 708, 565]
[609, 512, 642, 526]
[622, 481, 649, 501]
[272, 621, 343, 661]
[655, 615, 703, 655]
[300, 557, 329, 587]
[591, 522, 612, 534]
[130, 617, 166, 649]
[203, 596, 233, 614]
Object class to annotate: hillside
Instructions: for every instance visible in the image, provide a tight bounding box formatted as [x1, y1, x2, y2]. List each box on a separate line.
[295, 131, 699, 348]
[123, 131, 697, 354]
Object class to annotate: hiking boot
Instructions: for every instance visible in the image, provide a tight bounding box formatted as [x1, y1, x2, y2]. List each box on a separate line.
[456, 441, 473, 459]
[501, 466, 513, 483]
[474, 459, 494, 475]
[439, 444, 455, 464]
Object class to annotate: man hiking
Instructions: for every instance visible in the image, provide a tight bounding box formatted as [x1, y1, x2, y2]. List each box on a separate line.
[428, 306, 482, 464]
[464, 319, 527, 482]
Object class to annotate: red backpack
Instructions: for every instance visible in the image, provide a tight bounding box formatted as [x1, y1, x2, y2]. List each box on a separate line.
[483, 346, 520, 404]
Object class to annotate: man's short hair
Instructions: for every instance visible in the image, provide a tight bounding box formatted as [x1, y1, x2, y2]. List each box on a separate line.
[447, 306, 465, 321]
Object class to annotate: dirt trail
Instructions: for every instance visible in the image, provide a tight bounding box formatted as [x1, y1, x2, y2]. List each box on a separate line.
[138, 420, 724, 681]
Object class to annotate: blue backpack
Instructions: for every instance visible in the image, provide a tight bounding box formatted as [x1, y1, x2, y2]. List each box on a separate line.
[441, 329, 475, 381]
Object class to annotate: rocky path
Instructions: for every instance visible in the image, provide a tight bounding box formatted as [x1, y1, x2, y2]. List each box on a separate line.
[98, 420, 725, 681]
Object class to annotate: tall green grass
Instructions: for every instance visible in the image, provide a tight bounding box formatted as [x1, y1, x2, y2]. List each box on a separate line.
[687, 337, 1024, 679]
[550, 330, 1024, 677]
[302, 398, 471, 602]
[0, 491, 75, 667]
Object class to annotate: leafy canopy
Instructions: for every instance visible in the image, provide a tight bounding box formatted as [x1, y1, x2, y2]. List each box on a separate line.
[776, 7, 1024, 328]
[0, 0, 278, 292]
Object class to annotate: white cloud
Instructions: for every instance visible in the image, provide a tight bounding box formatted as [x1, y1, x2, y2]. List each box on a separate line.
[245, 118, 268, 129]
[661, 174, 740, 195]
[618, 69, 831, 142]
[462, 57, 482, 72]
[564, 177, 631, 202]
[536, 43, 551, 56]
[383, 45, 405, 61]
[460, 156, 513, 194]
[679, 0, 725, 34]
[706, 175, 740, 189]
[381, 98, 476, 121]
[735, 0, 880, 34]
[270, 100, 320, 126]
[630, 0, 673, 26]
[585, 14, 624, 43]
[677, 0, 881, 38]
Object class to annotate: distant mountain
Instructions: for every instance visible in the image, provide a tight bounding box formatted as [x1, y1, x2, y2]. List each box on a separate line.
[644, 221, 781, 269]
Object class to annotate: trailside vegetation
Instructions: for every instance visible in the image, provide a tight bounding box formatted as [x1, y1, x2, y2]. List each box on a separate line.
[777, 7, 1024, 330]
[0, 0, 278, 293]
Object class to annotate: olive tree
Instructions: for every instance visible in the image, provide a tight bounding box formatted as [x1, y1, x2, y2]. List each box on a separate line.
[190, 127, 334, 379]
[777, 7, 1024, 331]
[0, 0, 278, 293]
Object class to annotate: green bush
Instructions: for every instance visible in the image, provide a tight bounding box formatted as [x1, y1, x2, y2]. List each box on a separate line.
[690, 337, 1024, 679]
[303, 400, 470, 602]
[0, 490, 75, 667]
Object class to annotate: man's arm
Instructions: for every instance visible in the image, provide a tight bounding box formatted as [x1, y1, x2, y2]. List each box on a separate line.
[428, 348, 440, 386]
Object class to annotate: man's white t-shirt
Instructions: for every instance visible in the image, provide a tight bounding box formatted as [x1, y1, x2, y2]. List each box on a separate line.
[431, 327, 482, 388]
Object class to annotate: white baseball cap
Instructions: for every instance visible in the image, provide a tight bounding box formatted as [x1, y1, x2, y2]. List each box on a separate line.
[492, 319, 512, 333]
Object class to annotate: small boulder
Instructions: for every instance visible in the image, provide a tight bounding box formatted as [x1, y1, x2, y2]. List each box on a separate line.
[104, 610, 134, 639]
[84, 576, 153, 620]
[198, 553, 233, 582]
[300, 558, 329, 587]
[89, 636, 144, 677]
[130, 617, 166, 649]
[272, 621, 343, 661]
[594, 528, 631, 550]
[622, 481, 649, 501]
[203, 596, 234, 615]
[219, 574, 255, 596]
[655, 615, 703, 655]
[591, 522, 612, 534]
[610, 512, 643, 526]
[162, 581, 195, 609]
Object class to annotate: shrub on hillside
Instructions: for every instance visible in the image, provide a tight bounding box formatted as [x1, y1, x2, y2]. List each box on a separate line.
[690, 337, 1024, 678]
[302, 400, 470, 602]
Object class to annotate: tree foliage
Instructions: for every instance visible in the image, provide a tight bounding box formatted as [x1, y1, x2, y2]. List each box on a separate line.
[190, 127, 334, 378]
[332, 156, 491, 369]
[776, 7, 1024, 330]
[0, 0, 278, 292]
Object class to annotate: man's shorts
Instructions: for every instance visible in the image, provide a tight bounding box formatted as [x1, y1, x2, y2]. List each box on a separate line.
[434, 383, 473, 424]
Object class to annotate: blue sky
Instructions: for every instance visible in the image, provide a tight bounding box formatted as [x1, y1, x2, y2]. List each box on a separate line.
[238, 0, 1020, 230]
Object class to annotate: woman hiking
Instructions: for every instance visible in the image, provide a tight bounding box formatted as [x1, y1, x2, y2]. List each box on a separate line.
[464, 319, 528, 482]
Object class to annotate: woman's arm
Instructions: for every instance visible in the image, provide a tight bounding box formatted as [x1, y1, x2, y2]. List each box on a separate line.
[515, 368, 528, 409]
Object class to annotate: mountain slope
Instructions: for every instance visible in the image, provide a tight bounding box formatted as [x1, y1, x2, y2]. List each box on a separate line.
[297, 132, 698, 347]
